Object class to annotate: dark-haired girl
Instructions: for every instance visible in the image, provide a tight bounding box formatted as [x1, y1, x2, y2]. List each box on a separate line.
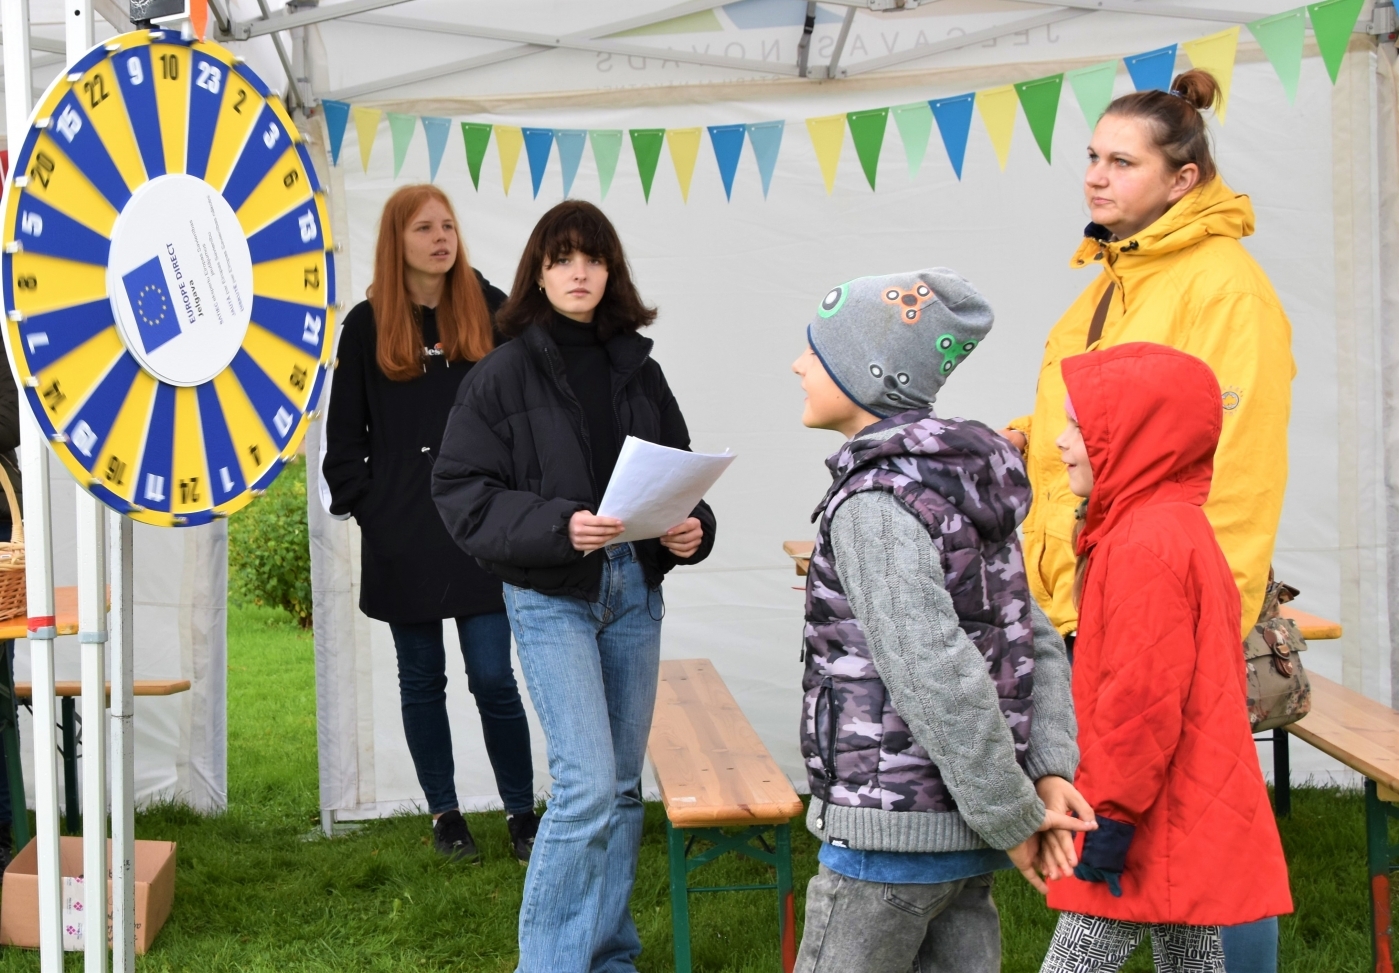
[997, 71, 1294, 973]
[323, 185, 537, 864]
[432, 200, 716, 971]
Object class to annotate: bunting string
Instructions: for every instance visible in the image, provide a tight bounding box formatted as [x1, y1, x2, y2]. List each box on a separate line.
[319, 2, 1362, 201]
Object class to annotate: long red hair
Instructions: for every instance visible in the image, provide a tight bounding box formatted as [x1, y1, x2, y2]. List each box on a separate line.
[370, 185, 493, 381]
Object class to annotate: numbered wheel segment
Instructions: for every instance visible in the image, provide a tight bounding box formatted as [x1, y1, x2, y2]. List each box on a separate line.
[1, 29, 335, 527]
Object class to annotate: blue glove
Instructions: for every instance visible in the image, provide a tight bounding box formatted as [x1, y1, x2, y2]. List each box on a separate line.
[1073, 816, 1134, 898]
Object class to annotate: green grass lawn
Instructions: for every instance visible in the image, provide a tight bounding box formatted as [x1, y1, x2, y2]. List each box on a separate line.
[0, 604, 1380, 970]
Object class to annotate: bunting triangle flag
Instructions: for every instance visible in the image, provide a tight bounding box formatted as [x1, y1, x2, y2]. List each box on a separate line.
[388, 113, 416, 178]
[322, 100, 350, 166]
[556, 130, 587, 197]
[1309, 0, 1365, 84]
[746, 121, 783, 198]
[523, 128, 555, 199]
[630, 129, 666, 202]
[806, 114, 846, 194]
[496, 126, 524, 195]
[890, 102, 933, 178]
[976, 85, 1018, 172]
[351, 106, 381, 173]
[190, 0, 208, 40]
[1247, 9, 1305, 103]
[461, 123, 493, 190]
[1014, 74, 1063, 164]
[929, 93, 975, 180]
[667, 128, 703, 202]
[708, 124, 746, 200]
[422, 117, 451, 182]
[1066, 61, 1117, 128]
[590, 130, 623, 199]
[1123, 44, 1178, 92]
[1182, 27, 1240, 123]
[846, 108, 888, 191]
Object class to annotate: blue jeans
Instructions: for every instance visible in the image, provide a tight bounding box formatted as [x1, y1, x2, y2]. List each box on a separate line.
[1222, 917, 1278, 973]
[387, 612, 535, 816]
[503, 545, 663, 973]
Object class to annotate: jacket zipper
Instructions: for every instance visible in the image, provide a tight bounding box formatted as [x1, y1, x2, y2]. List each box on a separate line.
[541, 345, 599, 504]
[814, 676, 835, 827]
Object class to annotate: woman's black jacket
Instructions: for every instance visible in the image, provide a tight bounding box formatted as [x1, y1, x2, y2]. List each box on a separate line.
[431, 321, 716, 600]
[321, 271, 507, 623]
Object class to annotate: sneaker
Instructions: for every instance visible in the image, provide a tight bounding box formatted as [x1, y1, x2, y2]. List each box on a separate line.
[432, 810, 479, 863]
[507, 810, 539, 865]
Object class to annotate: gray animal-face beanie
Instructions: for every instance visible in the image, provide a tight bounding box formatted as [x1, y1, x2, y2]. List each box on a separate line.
[807, 269, 994, 417]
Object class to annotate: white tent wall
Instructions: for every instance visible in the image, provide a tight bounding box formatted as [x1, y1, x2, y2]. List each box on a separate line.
[308, 12, 1399, 821]
[14, 454, 227, 812]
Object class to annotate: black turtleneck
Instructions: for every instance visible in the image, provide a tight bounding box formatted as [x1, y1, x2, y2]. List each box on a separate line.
[549, 312, 619, 497]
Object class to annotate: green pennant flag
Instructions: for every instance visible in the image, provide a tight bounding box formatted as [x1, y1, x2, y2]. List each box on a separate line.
[388, 113, 417, 177]
[1308, 0, 1365, 84]
[1247, 9, 1305, 103]
[846, 108, 888, 191]
[589, 130, 623, 199]
[461, 122, 493, 190]
[630, 128, 666, 201]
[1066, 61, 1118, 128]
[1014, 74, 1063, 164]
[890, 102, 933, 177]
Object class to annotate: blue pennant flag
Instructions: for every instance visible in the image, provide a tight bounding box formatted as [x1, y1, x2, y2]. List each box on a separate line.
[745, 121, 784, 199]
[708, 124, 746, 201]
[322, 100, 350, 166]
[929, 93, 975, 180]
[1124, 44, 1178, 92]
[555, 130, 587, 196]
[422, 117, 451, 182]
[522, 128, 555, 199]
[123, 256, 181, 354]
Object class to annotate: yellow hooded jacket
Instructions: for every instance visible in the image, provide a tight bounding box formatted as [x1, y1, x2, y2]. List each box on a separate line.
[1009, 179, 1295, 639]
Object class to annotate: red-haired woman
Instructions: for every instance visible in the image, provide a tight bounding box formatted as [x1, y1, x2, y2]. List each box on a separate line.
[433, 200, 716, 971]
[323, 185, 537, 864]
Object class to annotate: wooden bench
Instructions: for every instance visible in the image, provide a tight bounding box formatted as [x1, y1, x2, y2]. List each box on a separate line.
[648, 659, 804, 973]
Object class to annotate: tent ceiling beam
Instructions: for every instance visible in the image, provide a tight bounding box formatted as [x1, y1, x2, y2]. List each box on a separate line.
[92, 0, 129, 31]
[254, 0, 303, 109]
[796, 1, 817, 78]
[220, 0, 415, 40]
[825, 5, 857, 80]
[206, 0, 232, 34]
[838, 7, 1093, 77]
[324, 42, 549, 100]
[1022, 0, 1290, 24]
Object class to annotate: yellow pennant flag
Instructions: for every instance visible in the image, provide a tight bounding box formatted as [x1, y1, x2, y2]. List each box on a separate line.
[806, 114, 846, 194]
[1182, 26, 1240, 124]
[666, 128, 703, 202]
[976, 86, 1018, 172]
[352, 106, 382, 173]
[495, 126, 525, 195]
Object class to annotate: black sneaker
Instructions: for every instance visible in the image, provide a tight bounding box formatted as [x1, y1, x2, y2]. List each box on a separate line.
[507, 810, 539, 865]
[432, 810, 479, 863]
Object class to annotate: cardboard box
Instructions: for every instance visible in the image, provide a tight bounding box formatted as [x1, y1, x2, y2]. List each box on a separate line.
[0, 837, 176, 954]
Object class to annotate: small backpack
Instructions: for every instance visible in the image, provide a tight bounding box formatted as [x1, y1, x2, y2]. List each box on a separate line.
[1243, 571, 1311, 732]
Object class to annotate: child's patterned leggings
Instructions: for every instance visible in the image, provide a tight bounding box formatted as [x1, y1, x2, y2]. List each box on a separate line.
[1039, 912, 1226, 973]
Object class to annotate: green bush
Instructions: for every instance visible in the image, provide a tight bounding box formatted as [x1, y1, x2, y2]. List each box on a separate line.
[229, 456, 312, 628]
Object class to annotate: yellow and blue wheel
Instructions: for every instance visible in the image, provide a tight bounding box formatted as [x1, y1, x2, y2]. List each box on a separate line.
[1, 29, 334, 527]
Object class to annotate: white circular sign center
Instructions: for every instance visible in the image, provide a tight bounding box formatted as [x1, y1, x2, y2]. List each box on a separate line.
[108, 174, 253, 387]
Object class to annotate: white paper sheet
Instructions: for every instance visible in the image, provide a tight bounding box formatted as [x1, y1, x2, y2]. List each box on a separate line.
[598, 437, 735, 544]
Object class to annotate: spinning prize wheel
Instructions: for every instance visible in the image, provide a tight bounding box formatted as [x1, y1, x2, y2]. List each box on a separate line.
[1, 29, 335, 527]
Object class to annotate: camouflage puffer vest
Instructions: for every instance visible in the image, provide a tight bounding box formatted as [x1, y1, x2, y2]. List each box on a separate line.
[801, 411, 1036, 814]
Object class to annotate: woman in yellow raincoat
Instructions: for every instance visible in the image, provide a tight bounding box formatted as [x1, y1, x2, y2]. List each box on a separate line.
[1002, 69, 1294, 973]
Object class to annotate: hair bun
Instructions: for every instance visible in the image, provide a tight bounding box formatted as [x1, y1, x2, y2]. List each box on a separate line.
[1170, 69, 1220, 112]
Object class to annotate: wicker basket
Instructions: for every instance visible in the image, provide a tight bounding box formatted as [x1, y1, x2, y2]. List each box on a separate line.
[0, 462, 25, 623]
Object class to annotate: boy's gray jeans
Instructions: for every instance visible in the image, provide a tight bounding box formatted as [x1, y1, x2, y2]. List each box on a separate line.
[795, 865, 1000, 973]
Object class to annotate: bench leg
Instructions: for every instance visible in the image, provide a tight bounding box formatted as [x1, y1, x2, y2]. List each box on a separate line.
[0, 641, 29, 850]
[1367, 780, 1395, 973]
[667, 820, 693, 973]
[1273, 727, 1291, 817]
[775, 823, 796, 973]
[61, 697, 78, 834]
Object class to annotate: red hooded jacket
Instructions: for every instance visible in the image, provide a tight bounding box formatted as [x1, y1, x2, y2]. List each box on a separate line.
[1045, 342, 1292, 925]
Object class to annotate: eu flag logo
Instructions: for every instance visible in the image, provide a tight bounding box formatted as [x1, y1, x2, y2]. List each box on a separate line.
[122, 256, 181, 354]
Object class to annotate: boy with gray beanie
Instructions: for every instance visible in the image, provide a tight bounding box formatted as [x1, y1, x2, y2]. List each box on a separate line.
[790, 269, 1094, 972]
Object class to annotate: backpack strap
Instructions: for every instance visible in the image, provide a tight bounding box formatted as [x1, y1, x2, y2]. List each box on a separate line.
[1085, 282, 1115, 349]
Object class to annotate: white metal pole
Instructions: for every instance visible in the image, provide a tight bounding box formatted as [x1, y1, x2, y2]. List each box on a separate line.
[66, 0, 93, 58]
[108, 512, 134, 973]
[75, 493, 105, 973]
[3, 0, 62, 969]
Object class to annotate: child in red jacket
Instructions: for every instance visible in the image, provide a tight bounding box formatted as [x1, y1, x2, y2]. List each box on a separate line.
[1040, 343, 1291, 972]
